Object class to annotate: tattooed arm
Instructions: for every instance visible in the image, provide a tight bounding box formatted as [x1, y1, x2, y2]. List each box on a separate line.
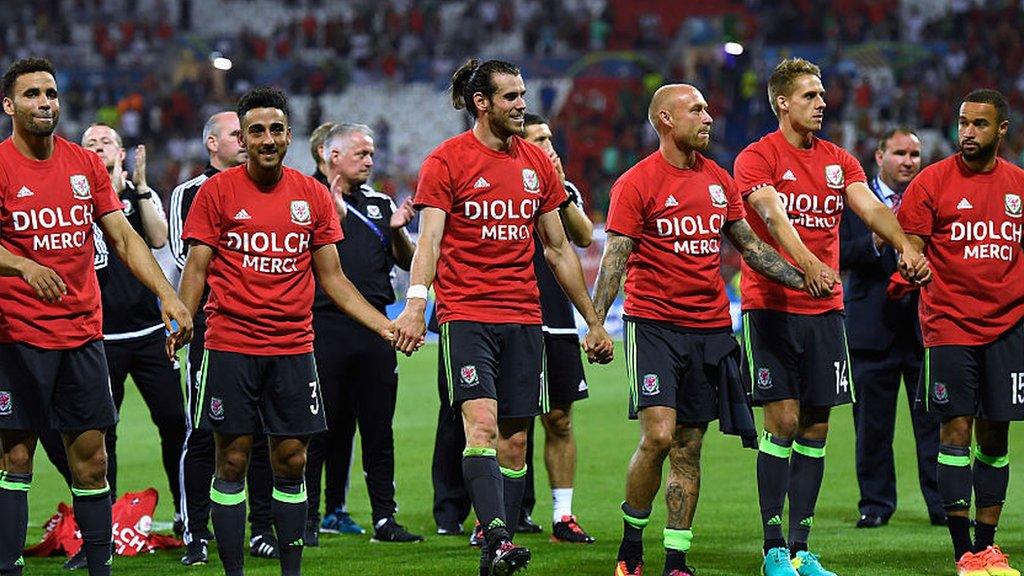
[592, 232, 636, 323]
[723, 219, 806, 291]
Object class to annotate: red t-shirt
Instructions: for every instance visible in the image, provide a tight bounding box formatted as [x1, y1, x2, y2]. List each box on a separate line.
[415, 131, 564, 324]
[607, 151, 745, 329]
[0, 137, 121, 349]
[734, 130, 865, 314]
[183, 165, 342, 355]
[897, 154, 1024, 346]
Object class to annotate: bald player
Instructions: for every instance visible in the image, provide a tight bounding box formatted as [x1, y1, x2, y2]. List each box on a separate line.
[594, 84, 808, 576]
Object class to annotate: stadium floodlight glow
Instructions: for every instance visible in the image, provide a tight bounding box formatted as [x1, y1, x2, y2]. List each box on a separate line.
[724, 42, 744, 56]
[213, 57, 233, 71]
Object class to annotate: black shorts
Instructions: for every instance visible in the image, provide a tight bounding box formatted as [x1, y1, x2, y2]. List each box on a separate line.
[742, 310, 853, 407]
[920, 319, 1024, 421]
[195, 349, 327, 436]
[623, 318, 738, 424]
[439, 321, 544, 419]
[543, 334, 588, 409]
[0, 341, 117, 431]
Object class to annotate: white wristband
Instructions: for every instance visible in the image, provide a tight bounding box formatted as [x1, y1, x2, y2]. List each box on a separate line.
[407, 284, 429, 300]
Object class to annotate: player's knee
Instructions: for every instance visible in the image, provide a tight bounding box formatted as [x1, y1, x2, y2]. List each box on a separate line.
[217, 450, 250, 482]
[69, 450, 108, 488]
[767, 415, 799, 439]
[500, 435, 528, 468]
[673, 430, 704, 459]
[542, 410, 572, 439]
[2, 446, 34, 474]
[940, 417, 973, 446]
[640, 427, 673, 456]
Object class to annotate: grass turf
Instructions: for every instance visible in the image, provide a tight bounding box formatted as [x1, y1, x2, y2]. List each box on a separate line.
[21, 342, 1024, 575]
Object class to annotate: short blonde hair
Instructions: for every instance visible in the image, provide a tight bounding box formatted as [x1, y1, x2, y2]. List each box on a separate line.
[768, 58, 821, 118]
[309, 122, 336, 165]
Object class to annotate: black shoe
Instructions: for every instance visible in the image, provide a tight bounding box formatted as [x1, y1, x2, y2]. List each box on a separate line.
[304, 520, 320, 548]
[371, 517, 424, 542]
[64, 542, 115, 570]
[856, 513, 889, 528]
[62, 548, 88, 571]
[490, 540, 531, 576]
[516, 514, 542, 534]
[436, 523, 465, 536]
[470, 521, 484, 547]
[550, 515, 595, 543]
[180, 539, 208, 566]
[249, 532, 280, 559]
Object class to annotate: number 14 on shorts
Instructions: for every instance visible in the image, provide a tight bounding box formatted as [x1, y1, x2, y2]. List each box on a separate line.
[834, 361, 849, 395]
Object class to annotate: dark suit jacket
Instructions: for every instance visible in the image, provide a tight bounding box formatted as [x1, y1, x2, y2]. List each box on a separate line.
[839, 178, 921, 352]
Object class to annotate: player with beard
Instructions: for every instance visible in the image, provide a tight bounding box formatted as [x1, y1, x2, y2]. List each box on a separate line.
[897, 89, 1024, 576]
[733, 58, 930, 576]
[393, 59, 613, 576]
[303, 122, 420, 546]
[37, 122, 190, 570]
[169, 111, 278, 566]
[0, 56, 192, 576]
[594, 84, 807, 576]
[175, 86, 414, 576]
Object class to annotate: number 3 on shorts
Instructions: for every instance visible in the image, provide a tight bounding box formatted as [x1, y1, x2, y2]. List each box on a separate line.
[308, 381, 320, 415]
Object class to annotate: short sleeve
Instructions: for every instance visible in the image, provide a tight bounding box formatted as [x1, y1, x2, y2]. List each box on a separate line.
[722, 171, 746, 222]
[182, 178, 223, 248]
[90, 152, 122, 217]
[733, 146, 775, 197]
[840, 147, 867, 185]
[897, 176, 933, 237]
[606, 177, 644, 239]
[311, 179, 343, 247]
[414, 155, 453, 213]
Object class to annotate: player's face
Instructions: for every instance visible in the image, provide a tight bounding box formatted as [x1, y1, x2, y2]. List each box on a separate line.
[483, 73, 527, 138]
[241, 107, 291, 171]
[668, 88, 713, 152]
[958, 102, 1007, 162]
[212, 113, 246, 167]
[875, 132, 921, 189]
[2, 71, 60, 137]
[524, 123, 555, 153]
[82, 125, 124, 172]
[330, 131, 375, 186]
[782, 74, 826, 132]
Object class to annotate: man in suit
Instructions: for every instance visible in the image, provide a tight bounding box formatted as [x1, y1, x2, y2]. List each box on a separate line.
[840, 127, 945, 528]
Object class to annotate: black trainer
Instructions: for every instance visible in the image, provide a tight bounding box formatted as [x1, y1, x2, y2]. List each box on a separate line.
[371, 517, 424, 543]
[64, 542, 115, 571]
[249, 532, 280, 559]
[490, 540, 531, 576]
[516, 513, 542, 534]
[180, 539, 209, 566]
[550, 515, 596, 543]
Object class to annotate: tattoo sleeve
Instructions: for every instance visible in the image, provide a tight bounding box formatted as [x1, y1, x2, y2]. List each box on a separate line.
[592, 233, 636, 322]
[723, 219, 805, 290]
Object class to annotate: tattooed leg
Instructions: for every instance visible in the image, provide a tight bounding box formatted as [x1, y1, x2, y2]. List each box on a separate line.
[666, 424, 706, 529]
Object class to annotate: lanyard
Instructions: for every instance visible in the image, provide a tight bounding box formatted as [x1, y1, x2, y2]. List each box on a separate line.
[345, 200, 389, 248]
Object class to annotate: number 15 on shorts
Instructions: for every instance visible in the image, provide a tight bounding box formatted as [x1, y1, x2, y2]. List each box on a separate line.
[1012, 372, 1024, 405]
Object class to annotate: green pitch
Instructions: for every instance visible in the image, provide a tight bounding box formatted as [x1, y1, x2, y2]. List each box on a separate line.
[21, 343, 1024, 575]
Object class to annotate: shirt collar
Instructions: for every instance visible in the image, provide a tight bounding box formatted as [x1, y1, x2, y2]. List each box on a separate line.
[874, 175, 899, 201]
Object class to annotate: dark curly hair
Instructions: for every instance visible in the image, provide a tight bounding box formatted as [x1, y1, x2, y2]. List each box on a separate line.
[2, 57, 56, 98]
[237, 86, 289, 123]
